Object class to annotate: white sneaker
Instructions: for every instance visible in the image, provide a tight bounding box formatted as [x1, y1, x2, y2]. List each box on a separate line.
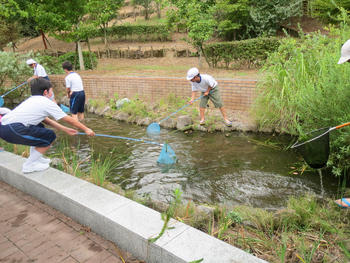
[22, 161, 50, 174]
[39, 157, 51, 164]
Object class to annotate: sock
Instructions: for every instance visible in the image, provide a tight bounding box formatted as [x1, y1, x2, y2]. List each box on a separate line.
[24, 148, 42, 166]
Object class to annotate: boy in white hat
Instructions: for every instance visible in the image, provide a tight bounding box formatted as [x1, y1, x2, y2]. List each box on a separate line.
[334, 40, 350, 207]
[0, 78, 95, 173]
[337, 39, 350, 64]
[26, 58, 57, 103]
[26, 58, 50, 82]
[187, 67, 232, 126]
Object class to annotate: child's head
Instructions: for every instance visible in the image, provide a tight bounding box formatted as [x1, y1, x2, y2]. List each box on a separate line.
[186, 67, 200, 82]
[62, 61, 73, 71]
[30, 78, 52, 96]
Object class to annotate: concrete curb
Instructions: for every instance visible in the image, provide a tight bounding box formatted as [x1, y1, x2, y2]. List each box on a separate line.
[0, 151, 267, 263]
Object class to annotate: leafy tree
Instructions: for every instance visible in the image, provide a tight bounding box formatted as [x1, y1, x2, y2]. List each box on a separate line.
[0, 0, 29, 50]
[212, 0, 250, 40]
[86, 0, 124, 48]
[167, 0, 216, 67]
[247, 0, 303, 37]
[28, 0, 89, 69]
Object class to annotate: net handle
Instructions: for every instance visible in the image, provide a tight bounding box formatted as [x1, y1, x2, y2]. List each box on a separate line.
[292, 122, 350, 149]
[77, 132, 163, 146]
[335, 122, 350, 129]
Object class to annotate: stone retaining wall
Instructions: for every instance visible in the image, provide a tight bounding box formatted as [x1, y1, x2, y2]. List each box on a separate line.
[50, 75, 257, 111]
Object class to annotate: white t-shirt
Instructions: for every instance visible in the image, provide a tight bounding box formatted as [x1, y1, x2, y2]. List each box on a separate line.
[65, 72, 84, 92]
[191, 74, 218, 92]
[34, 64, 48, 78]
[1, 96, 67, 126]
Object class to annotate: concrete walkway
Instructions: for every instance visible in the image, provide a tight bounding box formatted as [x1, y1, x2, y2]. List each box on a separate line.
[0, 180, 143, 263]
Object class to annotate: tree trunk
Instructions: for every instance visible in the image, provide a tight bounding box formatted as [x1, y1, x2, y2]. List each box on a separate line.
[41, 30, 48, 50]
[103, 24, 108, 49]
[77, 41, 85, 71]
[87, 38, 94, 69]
[156, 3, 161, 19]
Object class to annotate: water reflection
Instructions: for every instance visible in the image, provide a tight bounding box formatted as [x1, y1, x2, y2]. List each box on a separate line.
[52, 114, 338, 209]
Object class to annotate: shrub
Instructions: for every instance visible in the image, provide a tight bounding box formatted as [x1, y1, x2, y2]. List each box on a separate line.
[203, 37, 280, 68]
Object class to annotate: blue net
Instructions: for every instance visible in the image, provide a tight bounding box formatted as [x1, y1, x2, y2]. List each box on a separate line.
[147, 122, 160, 135]
[157, 143, 176, 165]
[0, 96, 4, 107]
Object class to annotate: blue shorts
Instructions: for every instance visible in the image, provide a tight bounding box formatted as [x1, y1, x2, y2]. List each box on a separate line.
[0, 123, 56, 147]
[70, 91, 85, 114]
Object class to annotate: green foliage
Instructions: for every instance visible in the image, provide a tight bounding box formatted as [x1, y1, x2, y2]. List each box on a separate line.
[0, 51, 31, 97]
[120, 97, 153, 119]
[168, 0, 216, 55]
[33, 53, 64, 74]
[204, 37, 280, 68]
[247, 0, 303, 37]
[311, 0, 350, 24]
[58, 51, 98, 70]
[253, 24, 350, 176]
[212, 0, 251, 40]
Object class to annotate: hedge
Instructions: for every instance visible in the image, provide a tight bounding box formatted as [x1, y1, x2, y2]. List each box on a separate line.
[203, 37, 281, 68]
[60, 24, 170, 42]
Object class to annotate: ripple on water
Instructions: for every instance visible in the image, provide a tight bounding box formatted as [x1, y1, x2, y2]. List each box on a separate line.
[52, 114, 338, 209]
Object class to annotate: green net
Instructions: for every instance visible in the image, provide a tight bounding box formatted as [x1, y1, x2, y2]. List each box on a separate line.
[292, 127, 330, 169]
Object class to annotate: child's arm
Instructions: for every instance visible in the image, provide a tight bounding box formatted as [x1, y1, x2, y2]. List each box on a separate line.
[43, 117, 95, 136]
[43, 117, 78, 136]
[189, 91, 197, 104]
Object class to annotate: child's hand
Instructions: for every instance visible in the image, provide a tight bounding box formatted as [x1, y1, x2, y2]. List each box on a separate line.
[65, 127, 78, 136]
[84, 128, 95, 136]
[189, 99, 194, 105]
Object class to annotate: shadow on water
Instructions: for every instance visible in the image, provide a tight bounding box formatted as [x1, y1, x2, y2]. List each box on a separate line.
[53, 114, 339, 209]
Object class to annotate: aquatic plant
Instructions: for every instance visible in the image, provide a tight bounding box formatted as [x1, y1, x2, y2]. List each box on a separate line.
[90, 154, 118, 186]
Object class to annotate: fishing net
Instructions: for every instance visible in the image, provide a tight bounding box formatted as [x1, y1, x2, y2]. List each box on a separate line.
[0, 96, 4, 107]
[157, 143, 177, 165]
[291, 127, 330, 169]
[147, 122, 160, 135]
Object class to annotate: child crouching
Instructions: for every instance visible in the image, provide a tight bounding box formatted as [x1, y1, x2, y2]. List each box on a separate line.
[0, 78, 95, 173]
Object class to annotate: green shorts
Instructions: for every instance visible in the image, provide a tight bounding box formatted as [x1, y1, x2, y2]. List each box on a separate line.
[200, 87, 223, 108]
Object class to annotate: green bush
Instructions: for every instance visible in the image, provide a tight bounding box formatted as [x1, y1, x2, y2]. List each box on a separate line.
[34, 54, 64, 74]
[203, 37, 280, 68]
[58, 51, 98, 70]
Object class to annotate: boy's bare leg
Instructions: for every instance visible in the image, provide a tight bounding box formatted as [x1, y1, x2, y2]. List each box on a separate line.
[71, 114, 79, 121]
[200, 107, 205, 122]
[78, 112, 84, 121]
[219, 107, 229, 122]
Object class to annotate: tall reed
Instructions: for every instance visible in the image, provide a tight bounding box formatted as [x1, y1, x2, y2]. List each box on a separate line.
[253, 24, 350, 176]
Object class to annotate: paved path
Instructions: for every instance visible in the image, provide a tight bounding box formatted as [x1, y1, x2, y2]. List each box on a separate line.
[0, 180, 144, 263]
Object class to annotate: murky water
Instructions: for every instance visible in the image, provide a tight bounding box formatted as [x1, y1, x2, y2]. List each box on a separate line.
[53, 114, 338, 210]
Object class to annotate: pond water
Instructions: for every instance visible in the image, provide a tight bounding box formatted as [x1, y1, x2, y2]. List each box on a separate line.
[54, 114, 339, 210]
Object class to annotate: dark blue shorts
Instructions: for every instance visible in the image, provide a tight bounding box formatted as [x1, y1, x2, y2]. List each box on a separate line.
[70, 91, 85, 114]
[0, 123, 56, 147]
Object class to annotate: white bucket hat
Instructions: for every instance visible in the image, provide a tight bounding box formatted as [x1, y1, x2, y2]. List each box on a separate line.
[186, 67, 199, 80]
[338, 39, 350, 64]
[26, 58, 37, 65]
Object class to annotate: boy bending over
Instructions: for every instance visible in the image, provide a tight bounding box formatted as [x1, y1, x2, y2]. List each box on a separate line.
[0, 78, 95, 173]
